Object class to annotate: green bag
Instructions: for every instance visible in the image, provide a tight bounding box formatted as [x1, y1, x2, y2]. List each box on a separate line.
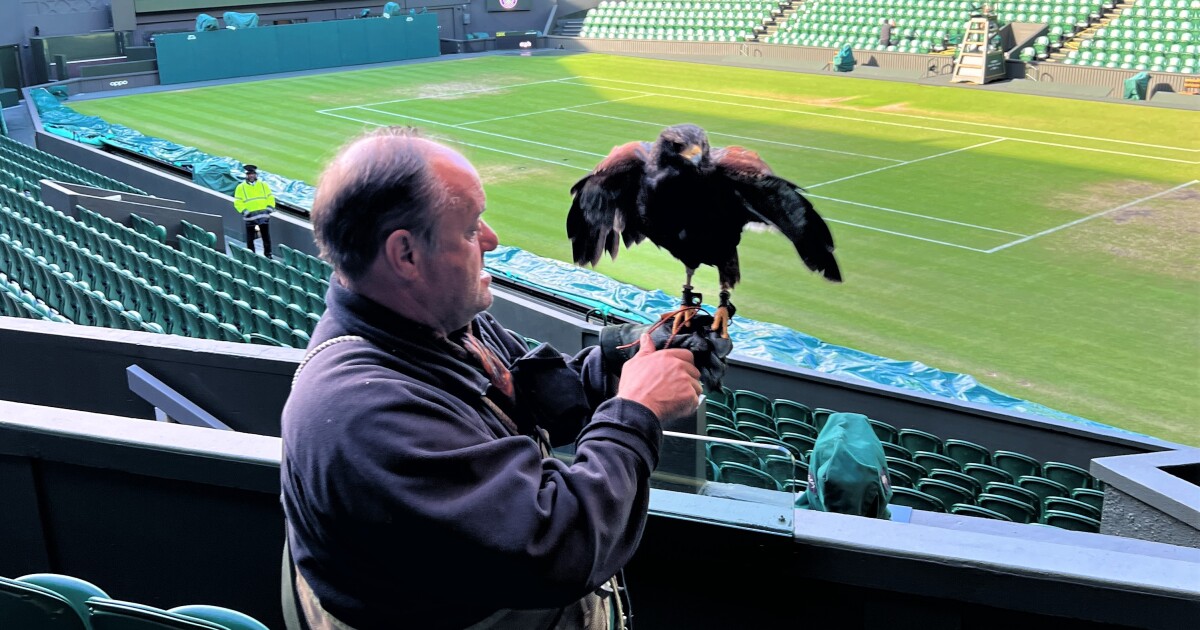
[833, 45, 857, 72]
[796, 413, 892, 518]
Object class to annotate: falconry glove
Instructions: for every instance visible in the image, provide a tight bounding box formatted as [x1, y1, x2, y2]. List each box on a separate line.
[600, 311, 733, 391]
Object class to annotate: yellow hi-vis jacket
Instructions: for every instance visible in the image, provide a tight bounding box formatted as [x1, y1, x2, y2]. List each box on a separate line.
[234, 180, 275, 219]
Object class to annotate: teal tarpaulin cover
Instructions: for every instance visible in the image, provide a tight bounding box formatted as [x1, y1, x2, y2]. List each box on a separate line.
[795, 413, 892, 517]
[196, 14, 219, 32]
[1123, 71, 1150, 100]
[223, 11, 260, 29]
[383, 2, 402, 16]
[834, 44, 856, 72]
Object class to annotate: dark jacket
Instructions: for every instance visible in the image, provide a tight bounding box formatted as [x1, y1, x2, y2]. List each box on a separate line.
[281, 280, 662, 629]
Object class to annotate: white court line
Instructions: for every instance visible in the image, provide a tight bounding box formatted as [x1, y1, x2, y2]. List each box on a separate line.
[319, 77, 576, 112]
[807, 194, 1026, 236]
[319, 110, 592, 171]
[565, 109, 904, 162]
[826, 219, 992, 253]
[986, 180, 1199, 253]
[458, 95, 650, 126]
[356, 106, 608, 158]
[807, 139, 1006, 189]
[561, 80, 1197, 165]
[574, 75, 1199, 153]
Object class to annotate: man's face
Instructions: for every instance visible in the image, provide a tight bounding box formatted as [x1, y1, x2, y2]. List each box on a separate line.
[412, 154, 498, 334]
[247, 171, 258, 183]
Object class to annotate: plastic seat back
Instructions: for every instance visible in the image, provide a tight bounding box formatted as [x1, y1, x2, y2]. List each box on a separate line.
[168, 605, 270, 630]
[889, 487, 946, 512]
[88, 598, 226, 630]
[0, 577, 86, 630]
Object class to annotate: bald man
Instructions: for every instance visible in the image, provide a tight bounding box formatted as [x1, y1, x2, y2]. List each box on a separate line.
[281, 127, 701, 630]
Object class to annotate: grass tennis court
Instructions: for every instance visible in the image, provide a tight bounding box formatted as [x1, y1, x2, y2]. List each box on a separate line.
[69, 53, 1199, 446]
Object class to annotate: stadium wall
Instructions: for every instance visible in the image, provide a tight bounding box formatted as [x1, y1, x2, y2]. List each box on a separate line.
[552, 36, 957, 78]
[0, 1, 115, 89]
[1, 400, 1197, 630]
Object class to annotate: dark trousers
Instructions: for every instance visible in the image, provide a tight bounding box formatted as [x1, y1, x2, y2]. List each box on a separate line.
[245, 220, 272, 258]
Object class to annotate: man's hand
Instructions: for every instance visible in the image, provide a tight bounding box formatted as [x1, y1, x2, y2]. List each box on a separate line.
[600, 311, 734, 391]
[617, 333, 702, 422]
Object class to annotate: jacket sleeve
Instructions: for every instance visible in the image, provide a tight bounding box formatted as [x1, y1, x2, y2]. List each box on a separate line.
[264, 182, 276, 208]
[291, 354, 662, 612]
[233, 183, 247, 213]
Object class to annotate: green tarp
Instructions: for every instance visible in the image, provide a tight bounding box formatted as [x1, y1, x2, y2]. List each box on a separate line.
[223, 11, 259, 29]
[833, 44, 856, 72]
[1123, 71, 1150, 100]
[795, 413, 892, 518]
[196, 14, 218, 32]
[383, 2, 401, 16]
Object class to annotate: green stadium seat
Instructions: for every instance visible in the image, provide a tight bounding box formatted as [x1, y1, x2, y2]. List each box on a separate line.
[1071, 487, 1105, 511]
[867, 418, 899, 444]
[780, 432, 817, 457]
[772, 399, 813, 425]
[706, 399, 733, 418]
[776, 418, 816, 438]
[929, 468, 983, 496]
[993, 451, 1041, 480]
[1042, 510, 1101, 532]
[763, 454, 800, 484]
[881, 441, 913, 461]
[717, 461, 781, 490]
[887, 467, 914, 488]
[964, 462, 1014, 487]
[944, 439, 991, 467]
[950, 503, 1014, 522]
[706, 386, 733, 408]
[890, 487, 947, 512]
[898, 429, 943, 454]
[916, 478, 975, 507]
[168, 605, 270, 630]
[813, 408, 836, 430]
[1017, 475, 1071, 502]
[0, 576, 87, 630]
[1044, 496, 1102, 520]
[706, 412, 735, 430]
[1042, 461, 1093, 490]
[984, 482, 1041, 513]
[753, 435, 800, 459]
[913, 450, 960, 475]
[16, 574, 109, 628]
[707, 425, 751, 442]
[733, 389, 772, 415]
[886, 456, 927, 484]
[707, 441, 762, 469]
[88, 597, 234, 629]
[978, 493, 1037, 523]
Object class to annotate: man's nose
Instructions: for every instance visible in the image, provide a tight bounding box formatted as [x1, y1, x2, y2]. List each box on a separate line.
[479, 220, 498, 252]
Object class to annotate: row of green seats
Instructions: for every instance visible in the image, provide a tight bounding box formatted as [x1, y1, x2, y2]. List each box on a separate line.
[0, 270, 69, 322]
[0, 137, 143, 196]
[0, 231, 166, 334]
[228, 244, 329, 297]
[1, 572, 269, 630]
[279, 243, 333, 280]
[4, 201, 310, 346]
[71, 204, 323, 321]
[1109, 16, 1198, 30]
[181, 237, 324, 328]
[1061, 51, 1198, 71]
[583, 28, 754, 40]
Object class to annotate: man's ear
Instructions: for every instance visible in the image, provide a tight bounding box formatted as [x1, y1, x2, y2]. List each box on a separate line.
[382, 229, 421, 279]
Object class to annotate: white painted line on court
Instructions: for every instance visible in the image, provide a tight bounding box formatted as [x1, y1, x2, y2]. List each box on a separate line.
[566, 108, 904, 162]
[807, 194, 1027, 236]
[318, 110, 592, 171]
[458, 95, 650, 126]
[319, 77, 579, 112]
[573, 76, 1199, 153]
[807, 139, 1006, 189]
[986, 180, 1199, 253]
[562, 80, 1197, 165]
[356, 106, 608, 158]
[825, 219, 992, 253]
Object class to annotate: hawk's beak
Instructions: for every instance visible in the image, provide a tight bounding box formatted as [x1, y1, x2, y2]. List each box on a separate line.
[680, 145, 703, 166]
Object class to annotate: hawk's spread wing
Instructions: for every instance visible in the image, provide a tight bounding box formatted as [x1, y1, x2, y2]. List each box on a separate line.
[567, 141, 651, 266]
[712, 146, 842, 282]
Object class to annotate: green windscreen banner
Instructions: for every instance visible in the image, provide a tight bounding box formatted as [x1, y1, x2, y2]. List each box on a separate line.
[486, 0, 533, 11]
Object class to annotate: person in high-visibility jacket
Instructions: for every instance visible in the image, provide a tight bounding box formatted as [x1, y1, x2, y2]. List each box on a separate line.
[235, 164, 275, 258]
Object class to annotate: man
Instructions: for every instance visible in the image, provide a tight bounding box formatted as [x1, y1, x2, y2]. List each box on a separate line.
[879, 18, 894, 47]
[234, 164, 275, 257]
[281, 127, 703, 629]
